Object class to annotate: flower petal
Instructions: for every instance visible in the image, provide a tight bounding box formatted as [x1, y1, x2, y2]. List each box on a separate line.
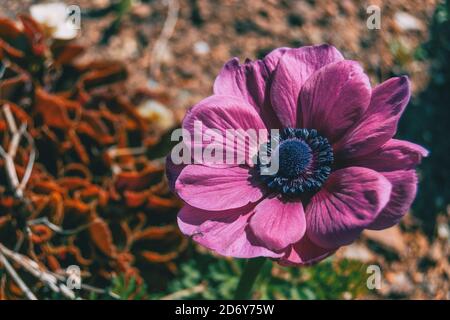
[299, 60, 371, 143]
[369, 170, 418, 230]
[178, 204, 282, 258]
[183, 95, 267, 166]
[213, 48, 288, 127]
[249, 197, 306, 251]
[279, 236, 335, 266]
[175, 165, 264, 211]
[334, 76, 411, 159]
[348, 139, 429, 172]
[270, 44, 344, 127]
[165, 155, 186, 192]
[306, 167, 392, 249]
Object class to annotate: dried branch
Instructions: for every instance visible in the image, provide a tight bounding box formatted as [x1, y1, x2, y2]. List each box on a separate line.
[0, 104, 36, 199]
[160, 282, 207, 300]
[0, 243, 120, 300]
[149, 0, 179, 80]
[108, 146, 147, 159]
[0, 243, 76, 299]
[18, 131, 36, 194]
[27, 217, 92, 236]
[0, 249, 37, 300]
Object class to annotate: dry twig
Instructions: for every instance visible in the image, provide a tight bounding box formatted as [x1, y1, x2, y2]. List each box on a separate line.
[160, 282, 207, 300]
[0, 250, 37, 300]
[0, 104, 36, 199]
[149, 0, 179, 80]
[0, 243, 120, 300]
[0, 243, 76, 299]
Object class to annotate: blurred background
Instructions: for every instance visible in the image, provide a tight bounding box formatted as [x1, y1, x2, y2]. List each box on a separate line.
[0, 0, 448, 299]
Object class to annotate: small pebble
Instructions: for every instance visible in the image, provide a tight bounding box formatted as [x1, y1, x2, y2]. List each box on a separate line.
[194, 41, 210, 55]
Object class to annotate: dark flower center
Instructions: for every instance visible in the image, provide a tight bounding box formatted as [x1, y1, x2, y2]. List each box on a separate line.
[277, 140, 312, 178]
[256, 128, 334, 197]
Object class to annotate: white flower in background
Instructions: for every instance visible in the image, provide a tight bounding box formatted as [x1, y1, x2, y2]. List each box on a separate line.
[394, 12, 424, 32]
[137, 100, 175, 132]
[193, 41, 210, 55]
[30, 2, 79, 40]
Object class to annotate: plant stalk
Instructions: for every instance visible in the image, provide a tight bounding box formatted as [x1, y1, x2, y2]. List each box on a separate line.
[233, 258, 267, 300]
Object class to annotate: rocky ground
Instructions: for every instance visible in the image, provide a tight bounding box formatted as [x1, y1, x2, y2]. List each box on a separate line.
[1, 0, 448, 299]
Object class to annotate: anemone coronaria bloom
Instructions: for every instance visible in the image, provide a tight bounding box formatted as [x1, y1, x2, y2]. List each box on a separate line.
[166, 44, 428, 265]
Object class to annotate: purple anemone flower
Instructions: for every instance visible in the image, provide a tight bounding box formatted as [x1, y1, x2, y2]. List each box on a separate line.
[166, 44, 428, 265]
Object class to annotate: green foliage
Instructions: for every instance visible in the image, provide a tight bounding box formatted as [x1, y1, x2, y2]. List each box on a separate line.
[109, 274, 148, 300]
[259, 259, 369, 300]
[86, 275, 148, 300]
[161, 252, 241, 300]
[390, 40, 414, 68]
[154, 251, 369, 300]
[398, 0, 450, 234]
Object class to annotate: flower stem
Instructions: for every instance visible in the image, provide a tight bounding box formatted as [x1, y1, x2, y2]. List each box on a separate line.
[234, 258, 267, 300]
